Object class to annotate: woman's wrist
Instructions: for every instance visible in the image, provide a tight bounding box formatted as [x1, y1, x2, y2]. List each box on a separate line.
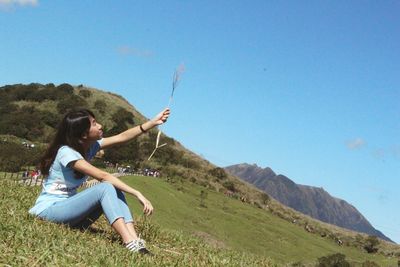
[128, 188, 141, 198]
[139, 124, 147, 133]
[135, 192, 144, 200]
[142, 120, 158, 131]
[140, 120, 157, 133]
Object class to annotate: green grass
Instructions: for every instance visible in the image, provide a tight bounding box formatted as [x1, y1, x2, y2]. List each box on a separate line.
[0, 179, 273, 267]
[1, 175, 398, 266]
[122, 175, 398, 266]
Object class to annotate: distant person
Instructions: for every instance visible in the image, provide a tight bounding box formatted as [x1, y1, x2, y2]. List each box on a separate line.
[29, 107, 170, 255]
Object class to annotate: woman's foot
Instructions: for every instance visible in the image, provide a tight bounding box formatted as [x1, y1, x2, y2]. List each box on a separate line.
[125, 239, 152, 255]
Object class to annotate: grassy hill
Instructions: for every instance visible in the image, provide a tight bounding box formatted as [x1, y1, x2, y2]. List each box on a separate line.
[1, 83, 400, 264]
[0, 178, 272, 267]
[1, 176, 398, 266]
[123, 175, 398, 265]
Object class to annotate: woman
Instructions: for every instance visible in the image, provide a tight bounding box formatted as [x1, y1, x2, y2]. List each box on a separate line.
[29, 107, 170, 254]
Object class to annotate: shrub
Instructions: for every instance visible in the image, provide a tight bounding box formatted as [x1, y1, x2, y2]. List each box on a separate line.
[79, 89, 92, 98]
[40, 110, 61, 128]
[56, 83, 74, 94]
[11, 84, 36, 101]
[291, 262, 305, 267]
[57, 95, 88, 114]
[45, 83, 55, 88]
[0, 142, 44, 172]
[113, 107, 134, 126]
[182, 156, 201, 170]
[199, 190, 208, 208]
[103, 139, 140, 164]
[260, 192, 270, 204]
[364, 235, 379, 253]
[94, 99, 107, 114]
[254, 202, 263, 209]
[223, 181, 235, 192]
[317, 253, 350, 267]
[208, 167, 227, 180]
[361, 260, 379, 267]
[0, 107, 46, 141]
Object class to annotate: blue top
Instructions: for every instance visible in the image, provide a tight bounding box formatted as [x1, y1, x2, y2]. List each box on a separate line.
[29, 140, 102, 216]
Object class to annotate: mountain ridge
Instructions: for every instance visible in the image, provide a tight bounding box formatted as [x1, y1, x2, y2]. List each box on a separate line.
[225, 163, 392, 242]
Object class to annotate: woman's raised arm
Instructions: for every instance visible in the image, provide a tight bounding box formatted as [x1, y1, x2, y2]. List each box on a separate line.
[100, 108, 170, 149]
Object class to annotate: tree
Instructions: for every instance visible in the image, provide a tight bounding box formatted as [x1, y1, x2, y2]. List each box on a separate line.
[56, 83, 74, 94]
[94, 99, 107, 115]
[40, 110, 61, 128]
[364, 235, 379, 253]
[103, 139, 140, 164]
[57, 95, 88, 114]
[113, 107, 135, 126]
[208, 167, 227, 180]
[260, 192, 270, 205]
[78, 89, 92, 98]
[223, 181, 235, 192]
[0, 142, 44, 172]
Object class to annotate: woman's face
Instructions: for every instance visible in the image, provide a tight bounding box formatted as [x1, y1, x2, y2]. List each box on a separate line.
[86, 116, 103, 141]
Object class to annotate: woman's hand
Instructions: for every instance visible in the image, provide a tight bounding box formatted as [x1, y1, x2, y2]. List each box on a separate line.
[151, 108, 170, 126]
[137, 194, 154, 216]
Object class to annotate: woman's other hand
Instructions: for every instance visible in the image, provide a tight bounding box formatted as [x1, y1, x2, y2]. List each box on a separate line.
[137, 194, 154, 216]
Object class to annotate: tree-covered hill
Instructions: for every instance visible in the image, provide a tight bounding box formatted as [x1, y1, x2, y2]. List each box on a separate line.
[0, 83, 208, 176]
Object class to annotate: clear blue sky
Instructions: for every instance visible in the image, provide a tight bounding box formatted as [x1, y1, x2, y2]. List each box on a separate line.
[1, 1, 399, 243]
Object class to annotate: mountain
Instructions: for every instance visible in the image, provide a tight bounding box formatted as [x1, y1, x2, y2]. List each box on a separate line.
[225, 163, 392, 242]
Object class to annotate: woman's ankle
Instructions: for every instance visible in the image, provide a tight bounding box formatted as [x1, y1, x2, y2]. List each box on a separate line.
[123, 237, 142, 245]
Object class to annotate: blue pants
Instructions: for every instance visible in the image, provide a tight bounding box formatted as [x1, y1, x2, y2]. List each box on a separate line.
[39, 182, 134, 228]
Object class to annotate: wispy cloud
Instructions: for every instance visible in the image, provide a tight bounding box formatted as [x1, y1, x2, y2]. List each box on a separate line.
[346, 137, 399, 161]
[0, 0, 38, 9]
[346, 138, 366, 150]
[116, 46, 153, 58]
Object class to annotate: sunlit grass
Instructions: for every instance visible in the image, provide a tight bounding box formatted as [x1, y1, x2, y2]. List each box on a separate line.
[1, 175, 397, 266]
[0, 179, 273, 266]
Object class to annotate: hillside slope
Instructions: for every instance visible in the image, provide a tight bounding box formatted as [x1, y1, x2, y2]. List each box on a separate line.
[225, 163, 392, 242]
[1, 83, 399, 259]
[2, 176, 399, 265]
[0, 179, 273, 267]
[121, 175, 397, 265]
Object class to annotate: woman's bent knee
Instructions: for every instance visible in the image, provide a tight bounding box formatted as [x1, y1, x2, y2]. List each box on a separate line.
[96, 181, 115, 191]
[95, 182, 117, 198]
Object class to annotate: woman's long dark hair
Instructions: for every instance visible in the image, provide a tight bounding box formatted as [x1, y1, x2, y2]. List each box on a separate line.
[39, 108, 95, 178]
